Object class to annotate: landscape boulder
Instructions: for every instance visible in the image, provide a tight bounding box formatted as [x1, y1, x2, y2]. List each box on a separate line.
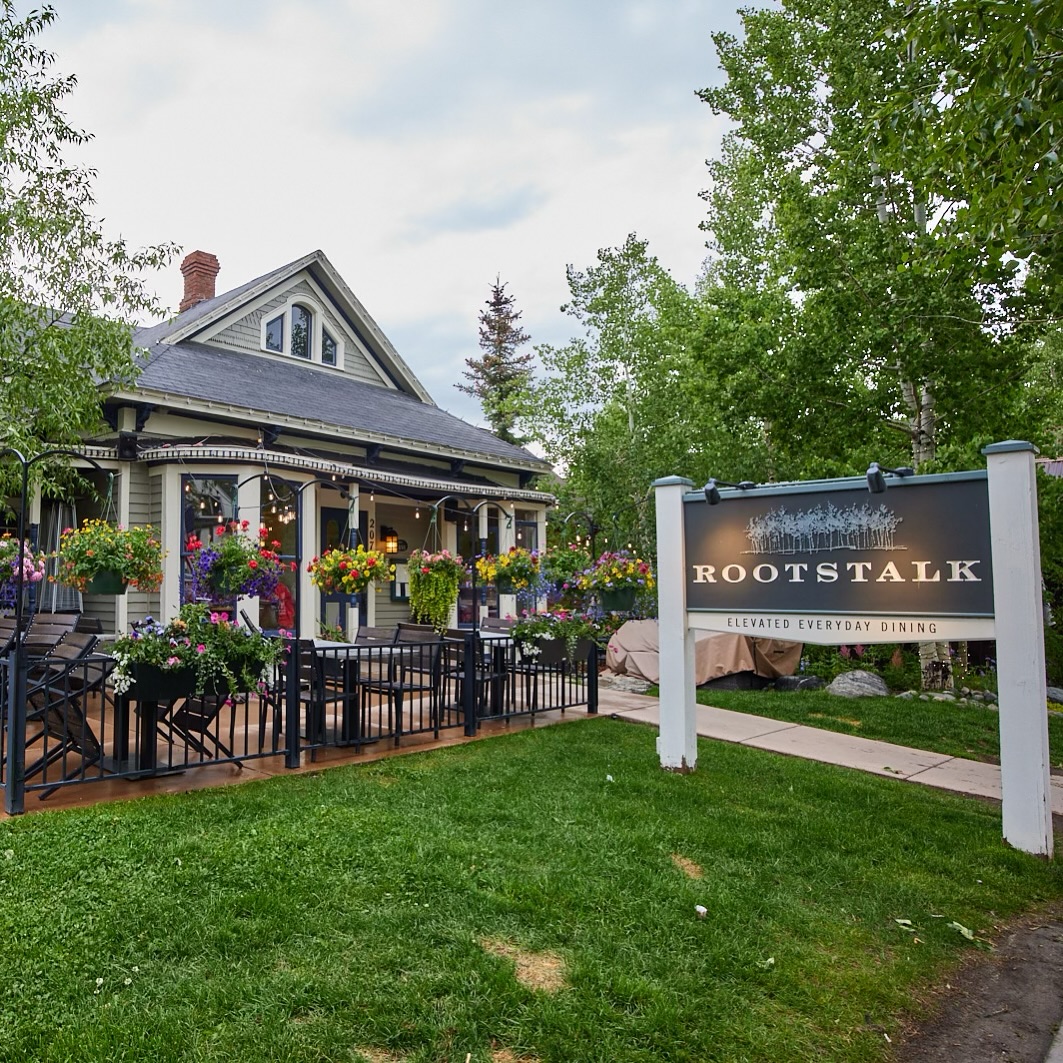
[826, 670, 889, 698]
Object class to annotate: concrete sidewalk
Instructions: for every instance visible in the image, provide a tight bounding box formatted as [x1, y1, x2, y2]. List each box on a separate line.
[596, 687, 1063, 814]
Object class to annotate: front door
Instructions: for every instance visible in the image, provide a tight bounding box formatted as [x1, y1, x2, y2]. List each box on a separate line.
[319, 507, 368, 637]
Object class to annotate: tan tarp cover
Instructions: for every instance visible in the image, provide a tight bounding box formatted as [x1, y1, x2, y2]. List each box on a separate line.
[605, 619, 802, 685]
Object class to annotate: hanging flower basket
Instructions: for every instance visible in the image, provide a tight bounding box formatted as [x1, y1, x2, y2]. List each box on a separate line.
[187, 520, 290, 601]
[598, 587, 636, 612]
[308, 545, 393, 595]
[54, 520, 164, 594]
[408, 549, 465, 633]
[475, 547, 540, 592]
[86, 568, 128, 596]
[544, 543, 593, 601]
[579, 551, 654, 613]
[0, 535, 47, 602]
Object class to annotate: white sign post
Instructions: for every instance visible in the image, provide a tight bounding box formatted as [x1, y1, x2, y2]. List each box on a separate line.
[653, 442, 1053, 856]
[983, 442, 1052, 856]
[654, 476, 698, 772]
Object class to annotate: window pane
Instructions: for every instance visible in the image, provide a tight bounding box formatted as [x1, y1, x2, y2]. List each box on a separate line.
[265, 314, 284, 352]
[258, 480, 298, 631]
[322, 327, 337, 366]
[181, 475, 238, 605]
[291, 305, 311, 359]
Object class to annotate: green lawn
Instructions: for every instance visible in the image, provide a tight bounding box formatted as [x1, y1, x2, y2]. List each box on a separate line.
[1, 719, 1061, 1062]
[692, 687, 1063, 767]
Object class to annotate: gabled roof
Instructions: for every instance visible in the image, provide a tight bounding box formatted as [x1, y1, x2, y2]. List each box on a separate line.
[147, 249, 433, 404]
[122, 248, 551, 474]
[126, 338, 548, 470]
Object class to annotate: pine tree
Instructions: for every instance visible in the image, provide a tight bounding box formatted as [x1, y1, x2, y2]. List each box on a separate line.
[456, 278, 533, 444]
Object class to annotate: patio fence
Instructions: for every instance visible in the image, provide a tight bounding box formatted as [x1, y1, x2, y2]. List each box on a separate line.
[1, 633, 598, 814]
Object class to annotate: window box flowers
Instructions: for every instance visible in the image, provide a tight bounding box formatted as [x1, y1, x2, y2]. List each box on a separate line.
[408, 549, 465, 632]
[111, 603, 287, 698]
[475, 546, 540, 593]
[579, 550, 655, 612]
[187, 520, 290, 601]
[511, 609, 598, 664]
[308, 545, 393, 594]
[55, 519, 164, 595]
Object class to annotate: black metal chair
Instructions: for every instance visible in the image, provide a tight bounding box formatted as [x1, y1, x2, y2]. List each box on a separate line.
[443, 628, 509, 726]
[360, 631, 443, 745]
[156, 687, 241, 765]
[23, 652, 113, 798]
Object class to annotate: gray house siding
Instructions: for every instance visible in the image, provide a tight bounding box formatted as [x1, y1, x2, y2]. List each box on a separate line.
[124, 466, 161, 627]
[207, 281, 386, 387]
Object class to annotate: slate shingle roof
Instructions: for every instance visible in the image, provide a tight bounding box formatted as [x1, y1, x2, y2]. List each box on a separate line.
[131, 337, 548, 469]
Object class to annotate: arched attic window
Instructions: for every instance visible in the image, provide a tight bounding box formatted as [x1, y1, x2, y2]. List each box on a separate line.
[262, 298, 343, 368]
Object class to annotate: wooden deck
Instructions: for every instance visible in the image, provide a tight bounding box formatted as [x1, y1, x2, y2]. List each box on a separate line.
[4, 698, 586, 818]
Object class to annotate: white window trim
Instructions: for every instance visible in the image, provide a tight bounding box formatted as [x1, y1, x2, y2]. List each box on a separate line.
[259, 295, 345, 370]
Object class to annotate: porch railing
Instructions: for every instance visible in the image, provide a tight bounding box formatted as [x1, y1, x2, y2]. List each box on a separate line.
[1, 633, 598, 814]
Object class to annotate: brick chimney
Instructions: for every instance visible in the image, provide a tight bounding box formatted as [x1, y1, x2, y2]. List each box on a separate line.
[179, 250, 221, 312]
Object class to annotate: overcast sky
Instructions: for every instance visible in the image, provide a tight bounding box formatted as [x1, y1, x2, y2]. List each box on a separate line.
[40, 0, 740, 424]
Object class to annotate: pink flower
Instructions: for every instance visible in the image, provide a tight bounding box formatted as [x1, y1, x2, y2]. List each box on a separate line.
[196, 644, 206, 654]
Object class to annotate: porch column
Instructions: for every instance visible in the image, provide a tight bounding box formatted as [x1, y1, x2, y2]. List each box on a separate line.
[365, 493, 377, 627]
[161, 465, 182, 620]
[477, 504, 490, 626]
[299, 482, 318, 640]
[348, 487, 360, 639]
[443, 510, 459, 628]
[115, 467, 130, 634]
[495, 501, 516, 620]
[536, 507, 548, 611]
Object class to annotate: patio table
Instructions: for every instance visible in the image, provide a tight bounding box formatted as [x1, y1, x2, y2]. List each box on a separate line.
[311, 640, 416, 745]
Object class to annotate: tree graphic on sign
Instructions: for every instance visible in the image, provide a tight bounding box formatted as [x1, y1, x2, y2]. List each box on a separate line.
[744, 503, 903, 555]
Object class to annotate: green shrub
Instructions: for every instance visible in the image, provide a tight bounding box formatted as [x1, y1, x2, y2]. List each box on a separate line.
[801, 643, 920, 691]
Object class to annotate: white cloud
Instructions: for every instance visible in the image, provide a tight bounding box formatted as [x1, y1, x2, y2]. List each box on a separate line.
[38, 0, 738, 423]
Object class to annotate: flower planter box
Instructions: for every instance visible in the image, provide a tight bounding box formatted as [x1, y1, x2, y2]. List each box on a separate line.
[523, 637, 596, 667]
[130, 665, 234, 700]
[130, 664, 196, 700]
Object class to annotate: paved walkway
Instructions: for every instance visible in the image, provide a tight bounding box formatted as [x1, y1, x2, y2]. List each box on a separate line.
[596, 687, 1063, 814]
